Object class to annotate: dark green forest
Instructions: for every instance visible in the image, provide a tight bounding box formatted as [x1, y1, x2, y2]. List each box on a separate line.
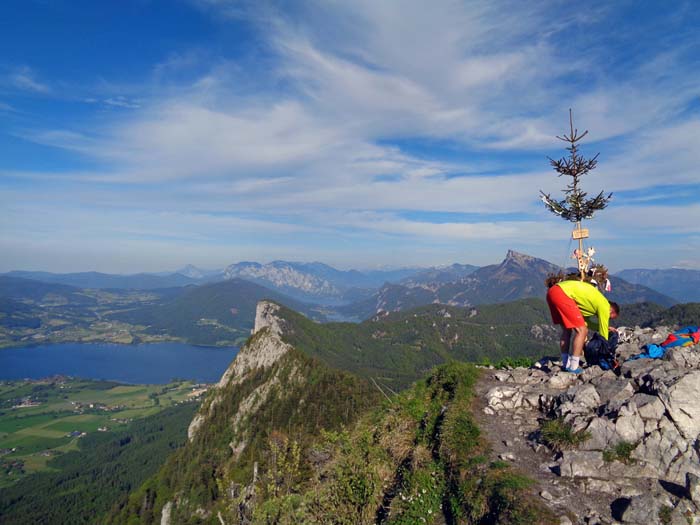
[109, 345, 382, 524]
[276, 299, 558, 388]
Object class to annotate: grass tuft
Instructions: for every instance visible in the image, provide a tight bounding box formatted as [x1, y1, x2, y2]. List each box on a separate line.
[602, 441, 637, 464]
[540, 418, 590, 451]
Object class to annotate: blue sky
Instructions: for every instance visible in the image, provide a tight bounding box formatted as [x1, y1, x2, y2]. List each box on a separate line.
[1, 0, 699, 273]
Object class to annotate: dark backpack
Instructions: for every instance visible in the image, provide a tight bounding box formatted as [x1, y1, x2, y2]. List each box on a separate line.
[584, 330, 619, 371]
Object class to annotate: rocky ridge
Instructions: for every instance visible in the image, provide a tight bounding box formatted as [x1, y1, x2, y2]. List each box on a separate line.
[139, 300, 381, 525]
[224, 261, 340, 297]
[187, 301, 292, 442]
[480, 325, 700, 524]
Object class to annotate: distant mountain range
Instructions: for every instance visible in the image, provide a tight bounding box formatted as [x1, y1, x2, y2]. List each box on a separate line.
[0, 275, 323, 347]
[2, 262, 422, 300]
[398, 262, 479, 288]
[4, 255, 697, 311]
[3, 270, 201, 290]
[0, 276, 97, 306]
[105, 279, 325, 346]
[338, 250, 678, 320]
[222, 260, 421, 302]
[615, 268, 700, 303]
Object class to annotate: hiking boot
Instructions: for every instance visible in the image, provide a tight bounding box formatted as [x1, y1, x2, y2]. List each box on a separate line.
[564, 367, 583, 375]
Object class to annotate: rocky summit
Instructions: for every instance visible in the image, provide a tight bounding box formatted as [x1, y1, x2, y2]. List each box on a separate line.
[107, 301, 700, 525]
[479, 325, 700, 524]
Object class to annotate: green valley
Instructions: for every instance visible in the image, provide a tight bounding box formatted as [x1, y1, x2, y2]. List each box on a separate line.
[0, 276, 323, 348]
[275, 298, 558, 388]
[0, 377, 206, 488]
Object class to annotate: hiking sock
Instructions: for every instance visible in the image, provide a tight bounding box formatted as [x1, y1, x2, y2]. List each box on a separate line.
[568, 356, 580, 371]
[561, 353, 569, 368]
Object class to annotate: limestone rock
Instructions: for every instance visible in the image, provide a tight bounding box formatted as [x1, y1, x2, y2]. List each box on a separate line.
[630, 393, 665, 420]
[614, 412, 644, 443]
[160, 501, 173, 525]
[479, 324, 700, 523]
[665, 346, 700, 369]
[621, 493, 661, 524]
[187, 413, 206, 442]
[657, 371, 700, 440]
[580, 417, 618, 451]
[494, 371, 511, 382]
[558, 451, 605, 478]
[540, 490, 554, 501]
[253, 300, 284, 336]
[593, 376, 634, 411]
[485, 385, 523, 411]
[548, 371, 579, 389]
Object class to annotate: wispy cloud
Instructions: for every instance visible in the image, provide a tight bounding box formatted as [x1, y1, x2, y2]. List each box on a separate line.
[103, 96, 141, 109]
[2, 1, 699, 271]
[7, 66, 50, 93]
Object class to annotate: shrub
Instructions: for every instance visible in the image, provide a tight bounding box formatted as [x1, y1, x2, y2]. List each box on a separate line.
[658, 504, 673, 525]
[387, 466, 445, 525]
[455, 467, 555, 525]
[494, 357, 535, 369]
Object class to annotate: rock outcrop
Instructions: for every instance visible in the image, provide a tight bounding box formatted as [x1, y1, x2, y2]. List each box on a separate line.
[187, 301, 292, 441]
[481, 326, 700, 524]
[148, 301, 380, 525]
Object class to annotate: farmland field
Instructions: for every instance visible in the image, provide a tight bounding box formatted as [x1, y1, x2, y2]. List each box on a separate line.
[0, 376, 207, 487]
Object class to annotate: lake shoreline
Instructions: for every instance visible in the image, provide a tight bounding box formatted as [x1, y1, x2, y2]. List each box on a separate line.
[0, 342, 239, 384]
[0, 338, 234, 351]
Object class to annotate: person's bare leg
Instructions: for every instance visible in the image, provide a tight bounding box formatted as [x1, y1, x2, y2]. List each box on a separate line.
[570, 326, 587, 357]
[567, 325, 588, 371]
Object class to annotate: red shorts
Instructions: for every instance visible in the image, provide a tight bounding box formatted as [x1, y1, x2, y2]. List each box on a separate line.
[547, 284, 586, 329]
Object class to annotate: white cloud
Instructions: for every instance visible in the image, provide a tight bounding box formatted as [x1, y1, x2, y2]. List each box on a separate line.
[3, 1, 699, 271]
[104, 96, 141, 109]
[8, 66, 50, 93]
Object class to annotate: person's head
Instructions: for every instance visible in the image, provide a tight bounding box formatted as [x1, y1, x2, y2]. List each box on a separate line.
[609, 301, 620, 320]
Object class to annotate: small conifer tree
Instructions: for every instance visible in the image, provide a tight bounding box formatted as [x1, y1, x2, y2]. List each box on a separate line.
[540, 110, 612, 222]
[540, 110, 612, 279]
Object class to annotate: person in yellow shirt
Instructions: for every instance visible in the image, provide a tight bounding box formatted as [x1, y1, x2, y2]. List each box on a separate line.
[546, 279, 619, 374]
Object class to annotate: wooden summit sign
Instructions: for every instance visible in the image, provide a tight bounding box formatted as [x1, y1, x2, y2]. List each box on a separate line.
[572, 228, 589, 240]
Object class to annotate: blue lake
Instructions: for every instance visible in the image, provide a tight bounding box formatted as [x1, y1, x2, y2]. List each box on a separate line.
[0, 342, 238, 384]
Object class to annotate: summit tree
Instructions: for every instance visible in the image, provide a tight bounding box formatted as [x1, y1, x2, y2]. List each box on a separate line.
[540, 110, 612, 278]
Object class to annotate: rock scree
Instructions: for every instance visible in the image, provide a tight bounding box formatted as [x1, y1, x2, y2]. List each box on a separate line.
[476, 325, 700, 525]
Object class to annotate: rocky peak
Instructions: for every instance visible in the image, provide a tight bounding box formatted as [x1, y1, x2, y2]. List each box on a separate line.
[176, 264, 205, 279]
[505, 249, 535, 264]
[254, 300, 284, 335]
[501, 249, 550, 271]
[223, 261, 339, 297]
[187, 301, 292, 442]
[479, 326, 700, 523]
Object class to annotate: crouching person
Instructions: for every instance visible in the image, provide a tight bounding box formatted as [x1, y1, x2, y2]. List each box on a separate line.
[546, 279, 619, 374]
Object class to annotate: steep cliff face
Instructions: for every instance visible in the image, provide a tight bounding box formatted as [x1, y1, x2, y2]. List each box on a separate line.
[112, 301, 380, 525]
[187, 302, 292, 442]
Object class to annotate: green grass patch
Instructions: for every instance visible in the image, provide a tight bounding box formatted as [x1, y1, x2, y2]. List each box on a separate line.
[0, 379, 200, 486]
[0, 413, 62, 433]
[540, 418, 590, 451]
[602, 441, 637, 464]
[0, 434, 70, 454]
[44, 414, 105, 433]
